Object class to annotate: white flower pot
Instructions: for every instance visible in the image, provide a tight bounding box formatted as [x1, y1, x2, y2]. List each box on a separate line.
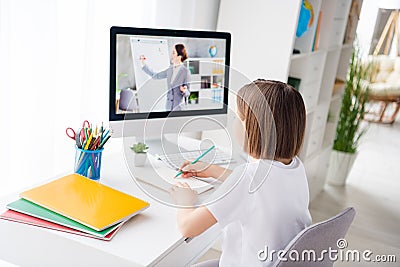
[134, 153, 147, 167]
[326, 150, 358, 186]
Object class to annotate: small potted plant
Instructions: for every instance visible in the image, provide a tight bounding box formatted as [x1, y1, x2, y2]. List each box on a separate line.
[189, 93, 198, 104]
[131, 142, 149, 167]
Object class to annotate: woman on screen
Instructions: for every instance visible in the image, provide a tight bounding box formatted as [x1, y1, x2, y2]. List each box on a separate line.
[140, 44, 190, 111]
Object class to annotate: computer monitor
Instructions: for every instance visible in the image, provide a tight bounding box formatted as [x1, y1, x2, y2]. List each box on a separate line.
[109, 26, 231, 138]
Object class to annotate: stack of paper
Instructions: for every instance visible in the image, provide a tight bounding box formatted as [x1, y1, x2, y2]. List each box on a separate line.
[1, 174, 150, 241]
[135, 166, 214, 194]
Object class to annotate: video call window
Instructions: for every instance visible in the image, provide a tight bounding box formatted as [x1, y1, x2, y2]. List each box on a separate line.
[115, 34, 226, 114]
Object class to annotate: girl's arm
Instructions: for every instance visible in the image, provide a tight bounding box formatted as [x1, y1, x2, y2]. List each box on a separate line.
[170, 182, 217, 238]
[177, 207, 217, 238]
[172, 165, 244, 238]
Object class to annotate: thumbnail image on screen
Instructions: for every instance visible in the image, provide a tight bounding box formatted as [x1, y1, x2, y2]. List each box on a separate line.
[115, 34, 226, 114]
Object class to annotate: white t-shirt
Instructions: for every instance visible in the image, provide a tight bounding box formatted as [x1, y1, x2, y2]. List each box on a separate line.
[207, 157, 312, 266]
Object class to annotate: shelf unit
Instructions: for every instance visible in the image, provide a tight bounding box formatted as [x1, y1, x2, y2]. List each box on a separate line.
[184, 57, 225, 107]
[216, 0, 363, 201]
[289, 0, 363, 200]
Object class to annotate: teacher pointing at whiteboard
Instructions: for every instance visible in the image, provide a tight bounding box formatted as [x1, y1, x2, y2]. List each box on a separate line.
[140, 44, 191, 111]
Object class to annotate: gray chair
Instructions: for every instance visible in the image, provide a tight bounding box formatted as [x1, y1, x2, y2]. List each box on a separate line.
[119, 89, 137, 111]
[193, 208, 355, 267]
[274, 207, 356, 267]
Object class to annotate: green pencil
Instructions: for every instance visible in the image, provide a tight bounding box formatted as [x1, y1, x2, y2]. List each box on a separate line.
[174, 145, 215, 178]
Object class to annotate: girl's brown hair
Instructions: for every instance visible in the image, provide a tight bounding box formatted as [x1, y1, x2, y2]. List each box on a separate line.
[175, 44, 188, 62]
[236, 79, 306, 160]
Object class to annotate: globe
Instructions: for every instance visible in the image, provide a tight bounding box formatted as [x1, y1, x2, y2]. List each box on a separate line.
[209, 45, 217, 57]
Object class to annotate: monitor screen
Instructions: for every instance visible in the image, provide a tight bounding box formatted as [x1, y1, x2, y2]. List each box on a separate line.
[109, 27, 231, 122]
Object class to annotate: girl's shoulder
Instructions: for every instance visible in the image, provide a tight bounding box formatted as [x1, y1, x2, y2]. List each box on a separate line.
[230, 157, 306, 184]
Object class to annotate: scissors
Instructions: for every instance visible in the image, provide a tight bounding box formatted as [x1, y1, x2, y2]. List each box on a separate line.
[66, 120, 91, 148]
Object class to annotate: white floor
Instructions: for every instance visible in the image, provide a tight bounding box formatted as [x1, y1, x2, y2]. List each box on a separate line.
[198, 118, 400, 266]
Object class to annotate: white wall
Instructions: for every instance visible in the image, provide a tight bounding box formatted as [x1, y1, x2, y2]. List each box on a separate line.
[0, 0, 155, 196]
[217, 0, 302, 82]
[357, 0, 380, 55]
[154, 0, 220, 30]
[0, 0, 58, 194]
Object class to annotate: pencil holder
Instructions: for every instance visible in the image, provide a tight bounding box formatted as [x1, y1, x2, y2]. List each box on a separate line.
[74, 146, 104, 181]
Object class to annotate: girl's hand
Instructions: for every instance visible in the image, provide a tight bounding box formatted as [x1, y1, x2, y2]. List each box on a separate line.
[179, 161, 214, 178]
[169, 182, 198, 206]
[179, 160, 233, 181]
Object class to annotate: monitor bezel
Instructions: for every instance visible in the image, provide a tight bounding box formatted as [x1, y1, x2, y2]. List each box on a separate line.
[109, 26, 231, 122]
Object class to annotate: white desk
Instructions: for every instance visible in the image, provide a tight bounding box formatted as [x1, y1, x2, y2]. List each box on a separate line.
[0, 137, 240, 267]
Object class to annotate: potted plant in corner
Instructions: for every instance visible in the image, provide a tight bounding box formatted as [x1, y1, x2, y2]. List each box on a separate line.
[326, 45, 371, 186]
[131, 142, 149, 167]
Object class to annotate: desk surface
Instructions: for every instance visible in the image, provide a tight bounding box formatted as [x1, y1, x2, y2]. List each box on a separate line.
[0, 137, 233, 267]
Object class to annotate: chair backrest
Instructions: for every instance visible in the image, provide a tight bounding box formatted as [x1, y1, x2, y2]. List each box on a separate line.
[368, 55, 400, 84]
[119, 89, 136, 111]
[274, 207, 356, 267]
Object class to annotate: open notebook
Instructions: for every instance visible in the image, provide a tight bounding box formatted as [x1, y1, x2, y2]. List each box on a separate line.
[134, 165, 214, 194]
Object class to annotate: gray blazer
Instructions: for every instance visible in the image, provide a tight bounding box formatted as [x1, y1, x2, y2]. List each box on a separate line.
[142, 64, 191, 111]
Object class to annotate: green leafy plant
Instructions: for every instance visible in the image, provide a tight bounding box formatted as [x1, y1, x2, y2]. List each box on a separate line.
[189, 94, 198, 101]
[131, 142, 149, 153]
[333, 46, 372, 154]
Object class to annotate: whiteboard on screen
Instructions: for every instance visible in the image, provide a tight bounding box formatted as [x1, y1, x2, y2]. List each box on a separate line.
[130, 37, 170, 112]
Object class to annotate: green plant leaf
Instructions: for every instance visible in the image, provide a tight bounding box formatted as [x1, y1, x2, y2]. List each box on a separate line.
[333, 42, 371, 153]
[131, 142, 149, 153]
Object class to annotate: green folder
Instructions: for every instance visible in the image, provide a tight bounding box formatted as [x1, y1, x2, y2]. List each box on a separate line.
[7, 199, 121, 238]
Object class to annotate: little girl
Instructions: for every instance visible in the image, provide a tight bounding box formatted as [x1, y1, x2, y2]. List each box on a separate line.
[170, 80, 312, 267]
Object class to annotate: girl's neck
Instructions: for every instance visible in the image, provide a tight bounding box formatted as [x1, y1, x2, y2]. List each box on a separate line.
[250, 154, 293, 165]
[173, 62, 182, 67]
[274, 157, 293, 165]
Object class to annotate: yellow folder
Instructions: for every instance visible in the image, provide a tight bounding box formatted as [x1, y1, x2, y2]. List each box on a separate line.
[20, 174, 149, 231]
